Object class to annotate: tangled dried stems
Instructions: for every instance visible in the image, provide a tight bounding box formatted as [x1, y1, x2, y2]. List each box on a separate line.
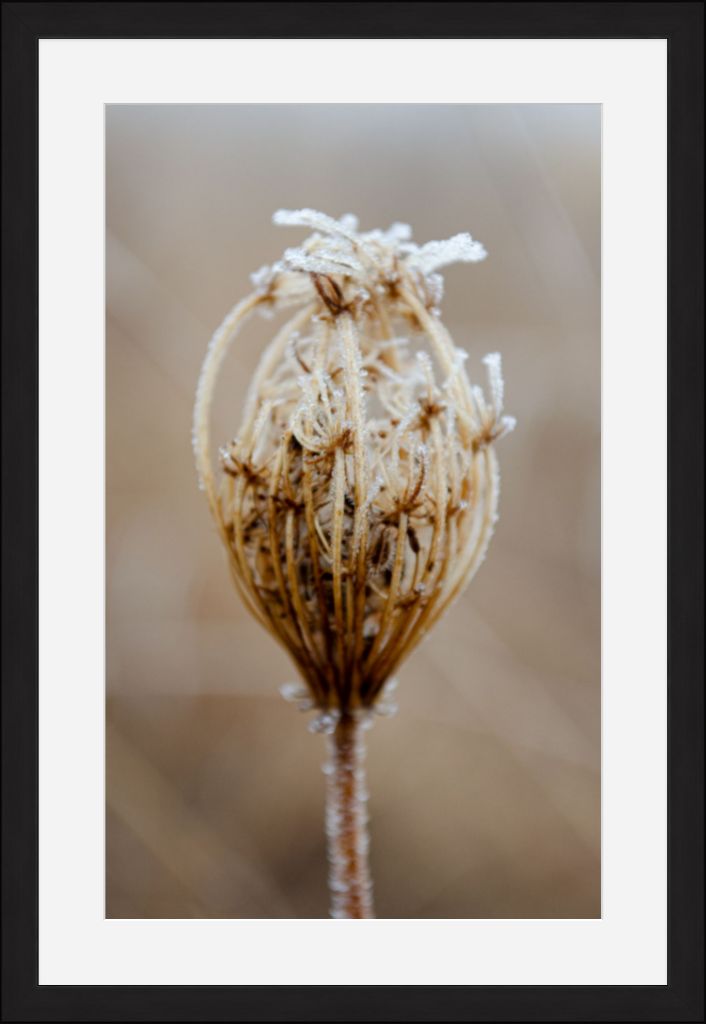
[193, 210, 514, 917]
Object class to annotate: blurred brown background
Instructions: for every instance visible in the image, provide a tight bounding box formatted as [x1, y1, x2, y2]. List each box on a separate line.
[106, 104, 600, 919]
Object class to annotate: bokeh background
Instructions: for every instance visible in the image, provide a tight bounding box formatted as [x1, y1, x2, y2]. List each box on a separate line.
[106, 104, 600, 919]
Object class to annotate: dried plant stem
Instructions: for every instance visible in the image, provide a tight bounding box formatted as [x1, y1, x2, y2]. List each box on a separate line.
[194, 210, 515, 919]
[193, 293, 261, 514]
[325, 713, 374, 919]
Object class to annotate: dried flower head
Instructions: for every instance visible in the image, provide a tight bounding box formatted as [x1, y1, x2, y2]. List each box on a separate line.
[193, 210, 515, 725]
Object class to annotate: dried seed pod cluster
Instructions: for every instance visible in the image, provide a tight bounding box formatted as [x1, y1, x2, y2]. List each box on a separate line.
[193, 210, 514, 723]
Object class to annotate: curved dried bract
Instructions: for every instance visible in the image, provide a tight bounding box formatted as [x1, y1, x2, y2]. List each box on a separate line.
[193, 210, 515, 718]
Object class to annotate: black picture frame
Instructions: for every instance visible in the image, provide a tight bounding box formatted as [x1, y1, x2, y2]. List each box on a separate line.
[2, 3, 703, 1021]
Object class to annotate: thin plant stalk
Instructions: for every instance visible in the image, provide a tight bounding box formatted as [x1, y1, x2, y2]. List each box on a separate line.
[325, 713, 374, 919]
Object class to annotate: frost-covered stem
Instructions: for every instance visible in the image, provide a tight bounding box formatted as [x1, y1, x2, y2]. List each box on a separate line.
[193, 292, 262, 513]
[325, 713, 374, 918]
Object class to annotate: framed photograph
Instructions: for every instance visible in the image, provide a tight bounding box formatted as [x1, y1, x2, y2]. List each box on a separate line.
[2, 3, 703, 1021]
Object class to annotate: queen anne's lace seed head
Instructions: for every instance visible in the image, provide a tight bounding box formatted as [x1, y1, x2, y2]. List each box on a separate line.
[193, 210, 514, 714]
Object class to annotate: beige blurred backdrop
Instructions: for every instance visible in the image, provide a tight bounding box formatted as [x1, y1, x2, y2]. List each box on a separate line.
[106, 104, 601, 919]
